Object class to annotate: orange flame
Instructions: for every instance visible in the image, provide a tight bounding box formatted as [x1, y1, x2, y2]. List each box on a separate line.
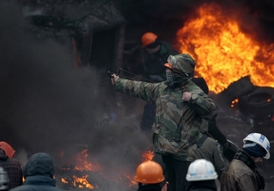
[142, 150, 154, 161]
[61, 178, 68, 184]
[231, 98, 238, 108]
[74, 149, 101, 171]
[59, 149, 100, 189]
[176, 3, 274, 93]
[59, 149, 101, 171]
[72, 175, 98, 189]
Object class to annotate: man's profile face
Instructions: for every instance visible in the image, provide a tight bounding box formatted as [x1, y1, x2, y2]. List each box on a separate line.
[252, 156, 263, 164]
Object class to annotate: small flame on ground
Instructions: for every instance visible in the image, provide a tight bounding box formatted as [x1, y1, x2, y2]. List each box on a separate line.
[59, 149, 101, 189]
[231, 98, 238, 108]
[61, 178, 68, 184]
[74, 149, 101, 171]
[142, 150, 154, 161]
[72, 175, 98, 189]
[59, 149, 101, 171]
[59, 150, 158, 189]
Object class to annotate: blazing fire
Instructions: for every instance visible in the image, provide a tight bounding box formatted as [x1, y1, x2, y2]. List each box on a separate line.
[59, 149, 100, 189]
[57, 149, 155, 190]
[176, 3, 274, 93]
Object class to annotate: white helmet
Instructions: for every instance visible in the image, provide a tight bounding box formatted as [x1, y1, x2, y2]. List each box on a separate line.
[0, 167, 9, 190]
[186, 159, 218, 181]
[243, 133, 270, 159]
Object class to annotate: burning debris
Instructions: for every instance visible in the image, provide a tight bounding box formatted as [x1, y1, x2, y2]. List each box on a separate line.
[174, 2, 274, 126]
[54, 148, 156, 191]
[175, 3, 274, 94]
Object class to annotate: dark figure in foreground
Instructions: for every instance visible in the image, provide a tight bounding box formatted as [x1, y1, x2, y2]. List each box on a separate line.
[186, 159, 218, 191]
[111, 53, 218, 191]
[140, 32, 178, 132]
[220, 132, 270, 191]
[0, 141, 23, 189]
[135, 160, 165, 191]
[10, 152, 63, 191]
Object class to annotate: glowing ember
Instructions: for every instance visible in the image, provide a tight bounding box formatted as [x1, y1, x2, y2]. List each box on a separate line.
[61, 178, 68, 184]
[142, 150, 154, 161]
[176, 3, 274, 93]
[231, 98, 238, 108]
[72, 175, 98, 189]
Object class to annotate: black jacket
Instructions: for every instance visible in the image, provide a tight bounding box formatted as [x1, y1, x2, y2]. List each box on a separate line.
[143, 41, 178, 82]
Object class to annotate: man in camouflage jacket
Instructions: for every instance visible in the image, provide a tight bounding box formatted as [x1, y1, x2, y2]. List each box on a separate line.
[111, 53, 218, 191]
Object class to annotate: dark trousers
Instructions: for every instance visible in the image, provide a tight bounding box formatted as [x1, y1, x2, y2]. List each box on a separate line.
[140, 102, 156, 131]
[162, 155, 191, 191]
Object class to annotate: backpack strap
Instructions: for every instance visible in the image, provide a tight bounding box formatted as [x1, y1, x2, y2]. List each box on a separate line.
[196, 134, 208, 148]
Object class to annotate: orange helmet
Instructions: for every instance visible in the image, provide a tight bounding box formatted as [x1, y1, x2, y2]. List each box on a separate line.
[134, 160, 165, 184]
[141, 32, 158, 47]
[0, 142, 15, 158]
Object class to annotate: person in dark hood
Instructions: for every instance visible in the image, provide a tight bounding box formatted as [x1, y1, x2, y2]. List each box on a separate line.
[10, 152, 62, 191]
[0, 142, 23, 189]
[111, 53, 218, 191]
[134, 160, 165, 191]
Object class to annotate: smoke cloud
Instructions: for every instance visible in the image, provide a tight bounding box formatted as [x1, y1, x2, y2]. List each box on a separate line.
[1, 0, 273, 190]
[0, 2, 150, 188]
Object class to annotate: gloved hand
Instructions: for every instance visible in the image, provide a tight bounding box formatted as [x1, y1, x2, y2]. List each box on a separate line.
[111, 74, 119, 86]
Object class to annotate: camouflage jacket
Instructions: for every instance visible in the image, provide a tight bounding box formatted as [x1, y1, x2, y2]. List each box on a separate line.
[220, 159, 259, 191]
[115, 78, 218, 161]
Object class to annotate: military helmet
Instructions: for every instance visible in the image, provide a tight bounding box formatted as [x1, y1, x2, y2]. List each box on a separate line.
[164, 53, 196, 76]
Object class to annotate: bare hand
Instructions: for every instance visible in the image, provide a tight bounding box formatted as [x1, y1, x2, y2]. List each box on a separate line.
[111, 74, 119, 86]
[182, 92, 192, 101]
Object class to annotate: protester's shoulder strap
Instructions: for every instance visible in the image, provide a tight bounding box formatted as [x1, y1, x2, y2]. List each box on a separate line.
[196, 134, 208, 148]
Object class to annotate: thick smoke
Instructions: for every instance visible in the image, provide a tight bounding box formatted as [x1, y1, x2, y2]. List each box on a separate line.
[0, 1, 150, 188]
[1, 0, 274, 190]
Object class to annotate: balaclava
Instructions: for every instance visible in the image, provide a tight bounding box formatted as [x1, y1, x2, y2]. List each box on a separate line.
[165, 53, 196, 88]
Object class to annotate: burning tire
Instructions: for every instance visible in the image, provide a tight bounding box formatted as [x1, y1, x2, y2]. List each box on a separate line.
[238, 86, 274, 120]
